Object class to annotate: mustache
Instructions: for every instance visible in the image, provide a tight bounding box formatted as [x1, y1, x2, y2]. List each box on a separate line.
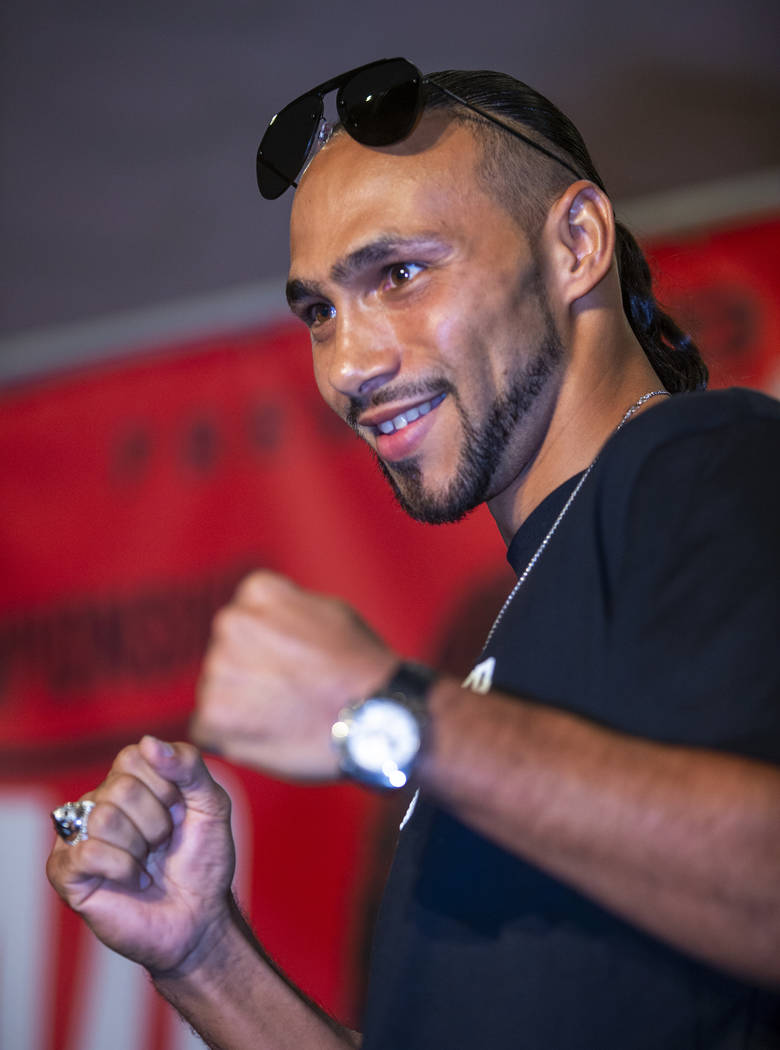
[346, 377, 455, 431]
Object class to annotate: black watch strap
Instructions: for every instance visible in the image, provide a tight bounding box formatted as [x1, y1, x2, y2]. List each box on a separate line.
[379, 661, 438, 706]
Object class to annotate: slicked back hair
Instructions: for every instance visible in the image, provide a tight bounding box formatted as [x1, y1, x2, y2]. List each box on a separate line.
[424, 70, 708, 393]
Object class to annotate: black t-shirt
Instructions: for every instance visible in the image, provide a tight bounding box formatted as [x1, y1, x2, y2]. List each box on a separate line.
[362, 389, 780, 1049]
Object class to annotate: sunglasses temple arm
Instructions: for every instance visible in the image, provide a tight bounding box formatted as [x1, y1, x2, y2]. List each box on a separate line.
[425, 82, 582, 182]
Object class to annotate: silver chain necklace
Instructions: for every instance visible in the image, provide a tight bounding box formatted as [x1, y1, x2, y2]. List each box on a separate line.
[483, 390, 670, 650]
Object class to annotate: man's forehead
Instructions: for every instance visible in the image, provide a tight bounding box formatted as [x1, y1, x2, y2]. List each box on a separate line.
[288, 117, 484, 263]
[294, 115, 482, 208]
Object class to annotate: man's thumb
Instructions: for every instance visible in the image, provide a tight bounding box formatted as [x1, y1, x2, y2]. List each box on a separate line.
[138, 735, 228, 816]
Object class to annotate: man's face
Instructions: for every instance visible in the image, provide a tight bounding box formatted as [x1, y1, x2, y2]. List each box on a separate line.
[287, 115, 565, 524]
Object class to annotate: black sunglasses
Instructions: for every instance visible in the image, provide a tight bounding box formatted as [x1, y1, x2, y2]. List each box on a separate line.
[256, 57, 582, 199]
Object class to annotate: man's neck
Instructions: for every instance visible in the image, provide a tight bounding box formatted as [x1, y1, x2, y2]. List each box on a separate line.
[488, 348, 666, 545]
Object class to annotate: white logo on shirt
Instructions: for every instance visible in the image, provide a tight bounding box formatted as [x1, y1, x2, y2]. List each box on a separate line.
[399, 657, 497, 832]
[462, 656, 496, 695]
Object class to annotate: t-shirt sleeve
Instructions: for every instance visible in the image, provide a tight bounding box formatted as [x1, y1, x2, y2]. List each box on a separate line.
[602, 412, 780, 763]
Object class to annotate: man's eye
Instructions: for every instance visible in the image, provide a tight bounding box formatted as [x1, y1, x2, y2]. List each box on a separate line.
[307, 303, 335, 327]
[385, 262, 424, 288]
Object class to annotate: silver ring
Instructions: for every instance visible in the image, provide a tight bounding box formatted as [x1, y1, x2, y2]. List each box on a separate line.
[51, 800, 96, 845]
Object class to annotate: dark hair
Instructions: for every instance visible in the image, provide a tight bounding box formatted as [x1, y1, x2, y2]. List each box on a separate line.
[424, 70, 708, 393]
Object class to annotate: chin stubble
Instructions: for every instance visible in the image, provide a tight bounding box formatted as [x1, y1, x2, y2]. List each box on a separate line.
[345, 268, 564, 526]
[378, 328, 563, 524]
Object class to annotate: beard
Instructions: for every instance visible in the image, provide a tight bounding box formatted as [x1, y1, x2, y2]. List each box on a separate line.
[347, 291, 565, 526]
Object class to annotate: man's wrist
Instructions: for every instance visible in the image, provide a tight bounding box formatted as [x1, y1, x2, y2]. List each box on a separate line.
[332, 662, 437, 790]
[149, 891, 243, 987]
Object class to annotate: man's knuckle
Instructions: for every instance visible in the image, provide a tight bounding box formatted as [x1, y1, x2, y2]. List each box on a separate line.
[235, 569, 294, 606]
[77, 836, 102, 864]
[234, 570, 270, 603]
[102, 771, 142, 809]
[112, 743, 143, 772]
[211, 606, 255, 646]
[210, 606, 234, 637]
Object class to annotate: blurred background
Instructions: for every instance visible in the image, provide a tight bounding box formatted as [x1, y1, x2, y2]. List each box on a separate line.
[2, 0, 779, 368]
[1, 2, 778, 1048]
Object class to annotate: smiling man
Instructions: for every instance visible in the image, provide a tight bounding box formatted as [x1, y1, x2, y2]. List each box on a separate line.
[285, 118, 569, 530]
[47, 62, 780, 1049]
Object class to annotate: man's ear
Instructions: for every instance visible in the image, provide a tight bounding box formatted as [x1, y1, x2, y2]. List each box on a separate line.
[544, 180, 616, 306]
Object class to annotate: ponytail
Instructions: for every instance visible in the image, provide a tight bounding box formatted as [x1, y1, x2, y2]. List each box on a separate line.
[426, 70, 709, 393]
[615, 221, 708, 392]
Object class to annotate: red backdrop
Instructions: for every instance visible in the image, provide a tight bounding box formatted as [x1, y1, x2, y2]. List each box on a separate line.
[1, 214, 777, 1049]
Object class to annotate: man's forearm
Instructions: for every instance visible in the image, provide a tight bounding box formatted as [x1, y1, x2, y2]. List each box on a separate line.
[152, 895, 360, 1050]
[417, 677, 780, 985]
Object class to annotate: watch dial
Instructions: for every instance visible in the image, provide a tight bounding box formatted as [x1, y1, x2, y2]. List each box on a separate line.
[348, 699, 421, 773]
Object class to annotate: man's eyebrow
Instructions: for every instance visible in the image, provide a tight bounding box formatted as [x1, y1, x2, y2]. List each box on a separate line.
[286, 234, 448, 309]
[285, 277, 323, 309]
[330, 235, 446, 283]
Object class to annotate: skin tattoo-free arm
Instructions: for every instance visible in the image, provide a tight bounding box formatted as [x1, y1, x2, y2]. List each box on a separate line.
[46, 736, 361, 1050]
[190, 563, 780, 990]
[415, 677, 780, 986]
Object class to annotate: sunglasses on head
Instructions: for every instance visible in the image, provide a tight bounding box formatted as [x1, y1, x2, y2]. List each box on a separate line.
[256, 56, 582, 199]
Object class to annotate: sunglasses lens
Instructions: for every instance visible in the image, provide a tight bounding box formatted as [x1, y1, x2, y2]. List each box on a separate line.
[256, 94, 323, 199]
[339, 58, 422, 147]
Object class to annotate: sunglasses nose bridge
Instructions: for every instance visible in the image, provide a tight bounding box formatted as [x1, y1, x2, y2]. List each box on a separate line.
[298, 116, 335, 182]
[257, 59, 425, 197]
[316, 118, 334, 148]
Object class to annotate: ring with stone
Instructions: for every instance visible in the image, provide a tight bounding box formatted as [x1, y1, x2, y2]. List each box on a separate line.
[51, 800, 96, 845]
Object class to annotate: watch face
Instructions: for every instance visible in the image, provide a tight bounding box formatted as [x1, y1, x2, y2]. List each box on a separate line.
[346, 698, 421, 780]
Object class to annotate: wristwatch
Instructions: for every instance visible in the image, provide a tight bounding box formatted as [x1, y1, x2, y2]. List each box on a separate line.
[331, 662, 436, 789]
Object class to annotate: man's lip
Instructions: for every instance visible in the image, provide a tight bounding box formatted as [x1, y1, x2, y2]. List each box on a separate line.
[358, 392, 447, 434]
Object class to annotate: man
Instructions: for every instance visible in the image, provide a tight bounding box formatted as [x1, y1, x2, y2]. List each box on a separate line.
[47, 61, 780, 1048]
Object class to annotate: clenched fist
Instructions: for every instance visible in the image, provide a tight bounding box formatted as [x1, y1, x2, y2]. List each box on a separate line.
[191, 571, 398, 778]
[46, 736, 236, 977]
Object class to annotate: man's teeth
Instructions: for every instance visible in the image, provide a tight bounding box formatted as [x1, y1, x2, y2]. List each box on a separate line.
[376, 393, 445, 435]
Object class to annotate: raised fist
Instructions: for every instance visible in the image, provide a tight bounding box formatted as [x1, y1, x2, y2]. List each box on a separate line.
[191, 571, 397, 778]
[47, 736, 236, 977]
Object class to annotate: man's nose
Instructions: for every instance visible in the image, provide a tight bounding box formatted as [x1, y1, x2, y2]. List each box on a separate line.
[327, 308, 401, 400]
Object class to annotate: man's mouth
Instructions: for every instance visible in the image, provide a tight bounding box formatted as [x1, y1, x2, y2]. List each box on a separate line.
[367, 392, 447, 436]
